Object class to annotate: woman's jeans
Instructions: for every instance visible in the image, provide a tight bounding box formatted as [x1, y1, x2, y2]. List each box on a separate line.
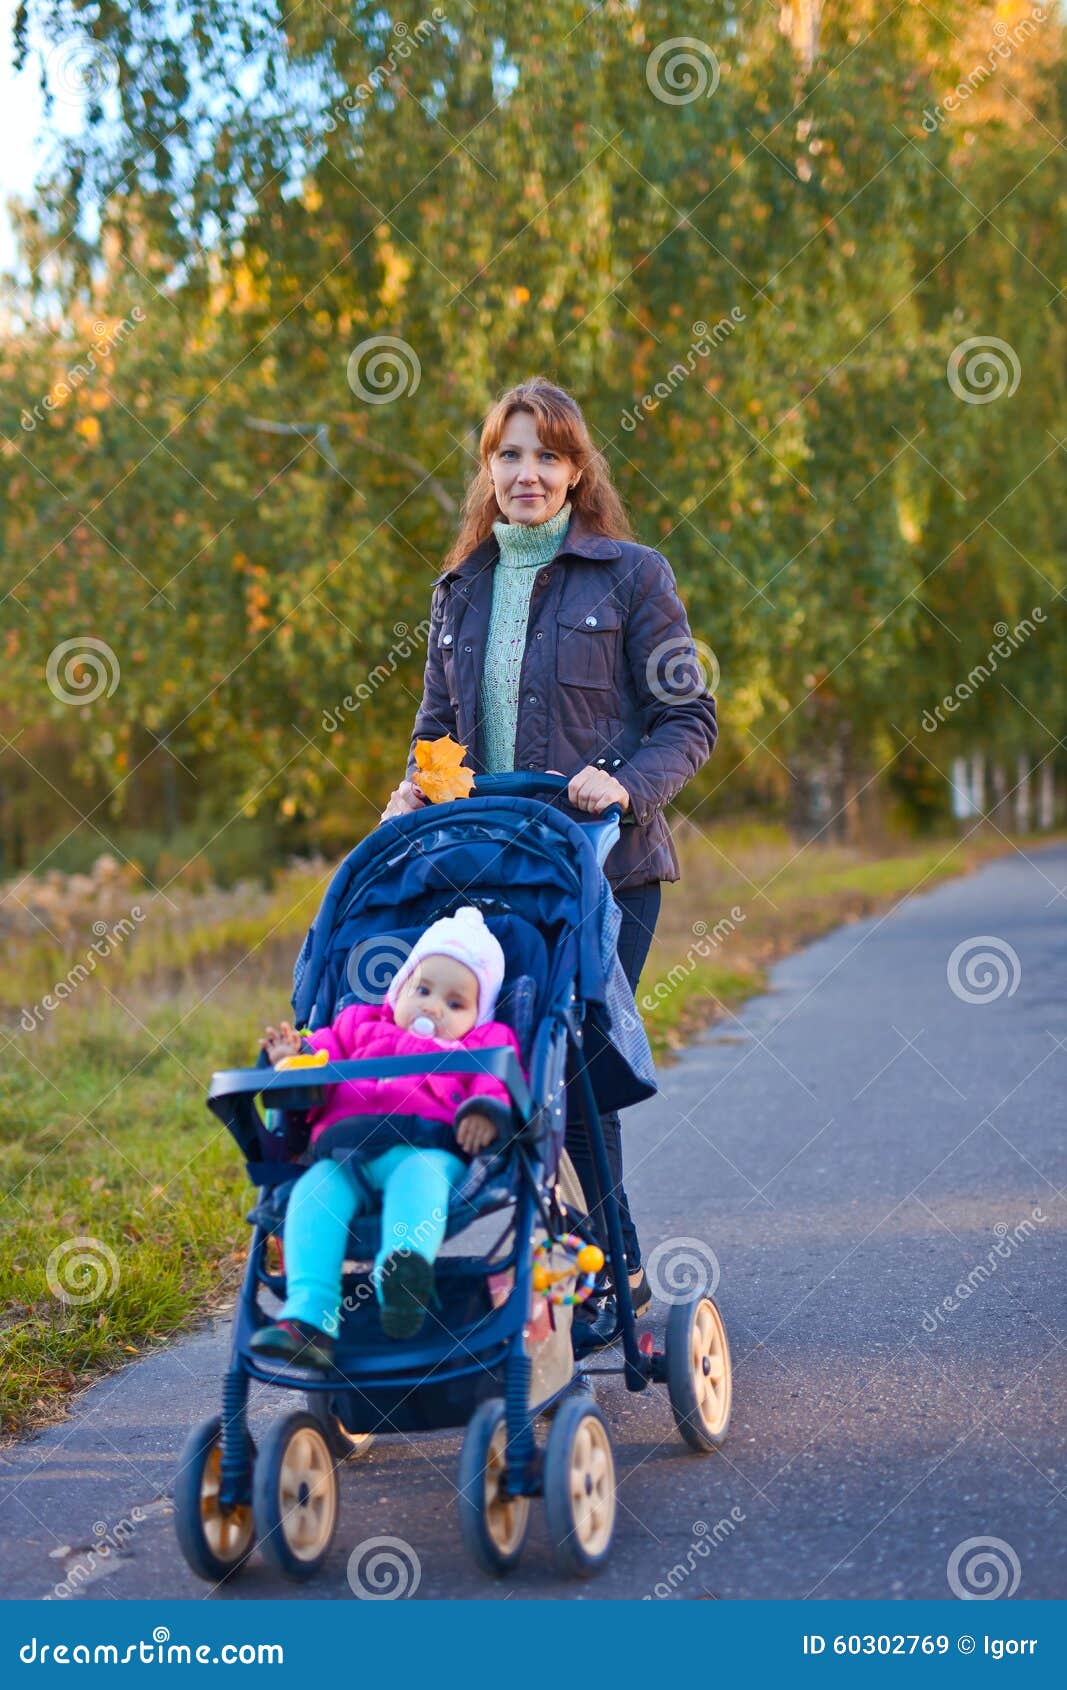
[278, 1145, 468, 1337]
[564, 879, 662, 1276]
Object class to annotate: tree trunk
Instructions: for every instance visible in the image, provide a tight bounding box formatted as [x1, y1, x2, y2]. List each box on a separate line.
[836, 717, 863, 844]
[779, 1, 823, 70]
[163, 752, 179, 837]
[1038, 761, 1055, 829]
[951, 757, 977, 819]
[1014, 753, 1031, 833]
[787, 751, 835, 842]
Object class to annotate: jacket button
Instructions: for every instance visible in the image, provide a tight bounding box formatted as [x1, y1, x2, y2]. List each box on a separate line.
[527, 694, 537, 704]
[464, 644, 472, 653]
[536, 631, 544, 639]
[585, 615, 597, 627]
[538, 572, 549, 584]
[441, 633, 453, 645]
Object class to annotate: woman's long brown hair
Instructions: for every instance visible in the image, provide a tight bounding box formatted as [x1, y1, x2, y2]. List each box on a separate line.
[441, 377, 633, 572]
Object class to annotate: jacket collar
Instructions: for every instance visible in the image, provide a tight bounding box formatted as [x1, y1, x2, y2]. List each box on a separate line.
[431, 510, 622, 588]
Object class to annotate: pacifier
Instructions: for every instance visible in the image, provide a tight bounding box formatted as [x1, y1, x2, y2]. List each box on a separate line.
[411, 1015, 437, 1037]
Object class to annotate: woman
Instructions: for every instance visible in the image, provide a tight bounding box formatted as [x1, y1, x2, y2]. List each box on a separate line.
[381, 377, 717, 1338]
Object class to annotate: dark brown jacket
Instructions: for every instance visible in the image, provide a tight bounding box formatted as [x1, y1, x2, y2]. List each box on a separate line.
[403, 511, 717, 891]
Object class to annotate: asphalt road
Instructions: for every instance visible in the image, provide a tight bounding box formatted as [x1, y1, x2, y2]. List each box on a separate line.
[2, 841, 1064, 1602]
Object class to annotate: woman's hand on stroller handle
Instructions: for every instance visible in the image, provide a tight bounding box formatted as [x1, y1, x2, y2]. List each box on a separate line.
[380, 766, 631, 826]
[381, 778, 428, 821]
[554, 765, 630, 818]
[470, 767, 630, 822]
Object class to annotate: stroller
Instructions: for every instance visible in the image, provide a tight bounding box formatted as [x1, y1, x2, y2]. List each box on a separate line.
[174, 772, 732, 1584]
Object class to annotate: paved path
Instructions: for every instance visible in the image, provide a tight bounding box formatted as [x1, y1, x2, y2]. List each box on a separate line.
[2, 843, 1064, 1601]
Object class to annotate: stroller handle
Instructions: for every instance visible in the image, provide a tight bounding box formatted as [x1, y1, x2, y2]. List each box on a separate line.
[469, 770, 631, 871]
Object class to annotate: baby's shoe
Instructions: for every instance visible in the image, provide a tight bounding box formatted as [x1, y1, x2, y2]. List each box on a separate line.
[250, 1317, 335, 1371]
[377, 1250, 437, 1340]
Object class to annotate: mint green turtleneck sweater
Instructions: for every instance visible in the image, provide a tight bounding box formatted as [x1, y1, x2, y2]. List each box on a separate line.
[479, 500, 572, 773]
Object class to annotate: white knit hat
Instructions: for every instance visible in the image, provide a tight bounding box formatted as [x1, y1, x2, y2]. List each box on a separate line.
[384, 905, 506, 1027]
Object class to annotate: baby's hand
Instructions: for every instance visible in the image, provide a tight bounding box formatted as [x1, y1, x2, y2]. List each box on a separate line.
[455, 1110, 499, 1156]
[260, 1020, 303, 1064]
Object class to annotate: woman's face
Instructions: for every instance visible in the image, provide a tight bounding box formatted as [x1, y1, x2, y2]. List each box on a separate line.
[488, 409, 581, 525]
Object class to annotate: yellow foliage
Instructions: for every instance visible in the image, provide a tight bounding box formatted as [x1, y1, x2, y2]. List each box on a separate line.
[413, 734, 476, 803]
[375, 226, 413, 308]
[245, 581, 272, 635]
[230, 263, 261, 310]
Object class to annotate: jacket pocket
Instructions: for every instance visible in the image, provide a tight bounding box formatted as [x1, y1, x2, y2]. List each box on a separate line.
[436, 622, 460, 708]
[556, 603, 621, 691]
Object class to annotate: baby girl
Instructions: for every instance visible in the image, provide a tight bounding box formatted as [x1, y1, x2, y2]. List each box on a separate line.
[250, 905, 524, 1366]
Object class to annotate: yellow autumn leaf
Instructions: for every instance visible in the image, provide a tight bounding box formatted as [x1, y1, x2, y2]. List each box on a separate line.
[413, 733, 476, 803]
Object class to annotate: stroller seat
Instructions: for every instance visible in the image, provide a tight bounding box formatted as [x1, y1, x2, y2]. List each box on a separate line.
[253, 906, 552, 1259]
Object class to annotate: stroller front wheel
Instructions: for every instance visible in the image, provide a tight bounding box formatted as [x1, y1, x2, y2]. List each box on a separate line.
[253, 1412, 339, 1580]
[665, 1294, 732, 1452]
[457, 1398, 531, 1576]
[174, 1415, 256, 1583]
[542, 1397, 616, 1578]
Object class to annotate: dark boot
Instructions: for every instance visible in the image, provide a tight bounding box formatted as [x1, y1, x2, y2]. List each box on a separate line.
[378, 1250, 437, 1340]
[250, 1317, 335, 1371]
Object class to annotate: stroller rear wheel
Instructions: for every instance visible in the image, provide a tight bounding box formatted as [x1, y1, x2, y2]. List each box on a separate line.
[174, 1415, 255, 1583]
[304, 1392, 376, 1461]
[665, 1294, 732, 1452]
[542, 1396, 616, 1577]
[253, 1412, 339, 1580]
[457, 1398, 531, 1576]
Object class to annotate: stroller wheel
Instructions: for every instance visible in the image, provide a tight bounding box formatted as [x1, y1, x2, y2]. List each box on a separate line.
[253, 1412, 339, 1580]
[304, 1392, 376, 1461]
[542, 1397, 616, 1578]
[457, 1398, 531, 1576]
[665, 1294, 732, 1452]
[174, 1415, 255, 1583]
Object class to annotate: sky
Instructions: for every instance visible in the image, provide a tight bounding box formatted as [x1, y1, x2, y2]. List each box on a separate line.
[0, 0, 47, 274]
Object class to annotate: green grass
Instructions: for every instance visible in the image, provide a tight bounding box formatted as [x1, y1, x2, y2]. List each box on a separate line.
[0, 986, 266, 1435]
[1, 822, 1059, 1437]
[640, 965, 765, 1063]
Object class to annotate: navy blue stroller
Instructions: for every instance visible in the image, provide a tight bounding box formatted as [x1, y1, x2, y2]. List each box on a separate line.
[174, 773, 733, 1584]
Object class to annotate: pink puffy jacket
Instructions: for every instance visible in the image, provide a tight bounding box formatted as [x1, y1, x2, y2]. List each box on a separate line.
[300, 1001, 523, 1147]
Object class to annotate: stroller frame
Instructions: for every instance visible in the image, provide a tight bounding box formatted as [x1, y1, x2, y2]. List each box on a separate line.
[181, 774, 730, 1582]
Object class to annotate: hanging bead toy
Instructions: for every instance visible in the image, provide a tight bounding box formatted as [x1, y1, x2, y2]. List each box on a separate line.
[531, 1234, 606, 1306]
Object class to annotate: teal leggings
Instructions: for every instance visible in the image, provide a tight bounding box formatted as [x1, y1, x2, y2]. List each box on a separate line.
[277, 1146, 468, 1337]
